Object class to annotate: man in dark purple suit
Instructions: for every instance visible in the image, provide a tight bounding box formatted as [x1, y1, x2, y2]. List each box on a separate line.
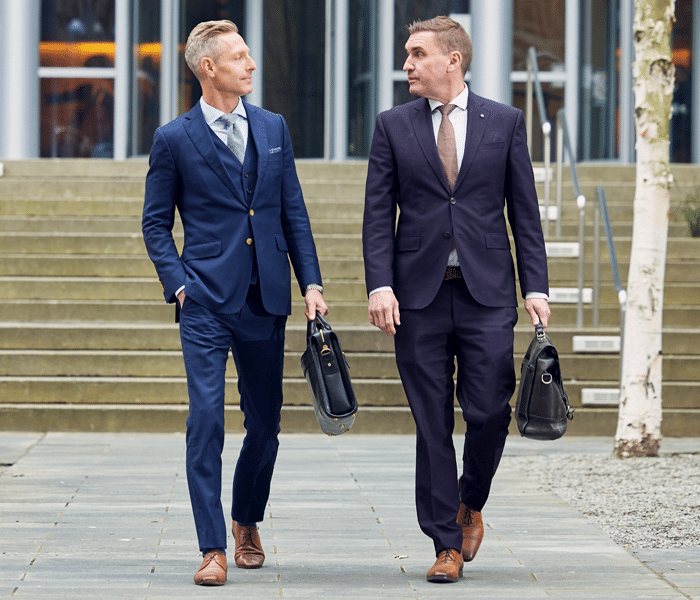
[362, 16, 550, 583]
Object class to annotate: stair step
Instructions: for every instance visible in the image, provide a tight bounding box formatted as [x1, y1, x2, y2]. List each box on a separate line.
[0, 159, 698, 435]
[1, 402, 698, 435]
[0, 299, 696, 327]
[1, 349, 696, 381]
[0, 323, 697, 353]
[0, 377, 696, 409]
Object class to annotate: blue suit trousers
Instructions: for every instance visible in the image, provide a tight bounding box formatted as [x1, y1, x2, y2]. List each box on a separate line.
[179, 284, 287, 552]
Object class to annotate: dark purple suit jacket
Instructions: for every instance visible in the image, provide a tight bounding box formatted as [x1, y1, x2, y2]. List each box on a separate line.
[362, 92, 548, 310]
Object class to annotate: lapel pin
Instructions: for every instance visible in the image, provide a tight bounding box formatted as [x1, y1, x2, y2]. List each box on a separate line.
[480, 113, 485, 118]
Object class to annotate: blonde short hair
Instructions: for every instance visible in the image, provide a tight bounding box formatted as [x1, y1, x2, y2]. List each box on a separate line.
[185, 20, 239, 78]
[408, 16, 472, 76]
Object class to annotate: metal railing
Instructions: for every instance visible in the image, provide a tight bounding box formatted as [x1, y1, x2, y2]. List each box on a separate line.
[526, 46, 586, 327]
[526, 47, 552, 236]
[594, 187, 626, 333]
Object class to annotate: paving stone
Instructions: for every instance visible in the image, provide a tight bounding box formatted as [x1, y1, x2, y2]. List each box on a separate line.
[0, 433, 697, 599]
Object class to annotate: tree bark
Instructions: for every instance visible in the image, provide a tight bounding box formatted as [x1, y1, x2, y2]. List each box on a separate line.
[615, 0, 675, 458]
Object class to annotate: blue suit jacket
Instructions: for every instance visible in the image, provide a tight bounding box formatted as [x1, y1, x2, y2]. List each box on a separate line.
[143, 101, 322, 316]
[362, 92, 548, 310]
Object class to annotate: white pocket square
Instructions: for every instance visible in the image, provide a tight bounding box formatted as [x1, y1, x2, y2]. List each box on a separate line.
[269, 147, 282, 154]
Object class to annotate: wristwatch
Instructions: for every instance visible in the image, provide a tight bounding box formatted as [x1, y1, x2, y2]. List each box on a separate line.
[305, 283, 323, 294]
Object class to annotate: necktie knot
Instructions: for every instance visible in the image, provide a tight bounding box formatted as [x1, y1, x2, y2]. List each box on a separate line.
[437, 104, 456, 117]
[218, 113, 245, 162]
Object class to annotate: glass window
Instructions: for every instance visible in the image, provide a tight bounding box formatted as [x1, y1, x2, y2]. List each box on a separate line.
[513, 0, 565, 72]
[348, 0, 375, 157]
[578, 0, 617, 161]
[132, 1, 161, 156]
[263, 0, 325, 158]
[41, 78, 114, 158]
[671, 0, 692, 163]
[41, 0, 115, 67]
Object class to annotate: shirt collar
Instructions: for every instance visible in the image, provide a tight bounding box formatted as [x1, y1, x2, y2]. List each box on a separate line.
[199, 97, 248, 126]
[428, 83, 469, 113]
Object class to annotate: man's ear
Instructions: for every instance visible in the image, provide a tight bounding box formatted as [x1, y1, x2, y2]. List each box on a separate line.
[447, 51, 463, 73]
[200, 56, 216, 78]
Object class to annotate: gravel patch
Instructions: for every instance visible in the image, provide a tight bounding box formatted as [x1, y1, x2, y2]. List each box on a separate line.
[504, 453, 700, 548]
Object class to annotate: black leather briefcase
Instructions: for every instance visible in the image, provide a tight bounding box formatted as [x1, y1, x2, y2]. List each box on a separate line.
[301, 314, 357, 436]
[515, 323, 574, 440]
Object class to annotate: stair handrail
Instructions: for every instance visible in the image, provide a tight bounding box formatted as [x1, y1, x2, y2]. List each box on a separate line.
[594, 186, 626, 332]
[526, 46, 552, 237]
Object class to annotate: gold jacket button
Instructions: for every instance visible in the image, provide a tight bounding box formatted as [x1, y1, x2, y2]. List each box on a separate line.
[246, 238, 253, 245]
[249, 209, 254, 216]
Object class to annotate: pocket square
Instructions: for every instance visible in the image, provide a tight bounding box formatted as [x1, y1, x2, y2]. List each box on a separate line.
[269, 147, 282, 154]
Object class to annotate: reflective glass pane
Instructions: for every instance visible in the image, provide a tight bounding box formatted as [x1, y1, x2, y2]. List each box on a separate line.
[578, 0, 617, 160]
[348, 0, 374, 157]
[132, 0, 161, 156]
[41, 0, 115, 67]
[41, 78, 114, 157]
[671, 0, 692, 163]
[264, 0, 325, 158]
[513, 0, 565, 72]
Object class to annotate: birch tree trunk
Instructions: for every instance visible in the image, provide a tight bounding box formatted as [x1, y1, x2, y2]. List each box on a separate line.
[615, 0, 675, 458]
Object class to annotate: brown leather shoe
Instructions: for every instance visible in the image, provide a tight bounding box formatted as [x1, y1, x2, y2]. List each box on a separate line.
[457, 503, 484, 562]
[193, 550, 227, 586]
[233, 523, 265, 569]
[426, 548, 463, 583]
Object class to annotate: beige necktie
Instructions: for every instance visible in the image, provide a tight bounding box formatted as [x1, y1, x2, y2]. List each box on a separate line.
[437, 104, 458, 190]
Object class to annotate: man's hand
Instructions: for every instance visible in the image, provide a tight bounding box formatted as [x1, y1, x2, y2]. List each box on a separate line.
[305, 290, 329, 321]
[524, 297, 550, 328]
[177, 289, 186, 308]
[368, 290, 401, 335]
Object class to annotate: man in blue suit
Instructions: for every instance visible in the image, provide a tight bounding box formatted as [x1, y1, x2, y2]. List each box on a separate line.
[363, 17, 550, 583]
[142, 20, 327, 586]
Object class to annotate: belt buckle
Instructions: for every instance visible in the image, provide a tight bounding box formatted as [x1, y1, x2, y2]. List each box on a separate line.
[445, 266, 461, 280]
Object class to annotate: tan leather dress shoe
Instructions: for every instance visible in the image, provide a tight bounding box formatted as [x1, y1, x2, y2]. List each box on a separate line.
[194, 550, 227, 586]
[233, 523, 265, 569]
[457, 503, 484, 562]
[426, 548, 463, 583]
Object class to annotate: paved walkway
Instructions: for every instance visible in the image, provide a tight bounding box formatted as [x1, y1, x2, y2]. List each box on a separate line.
[1, 433, 698, 599]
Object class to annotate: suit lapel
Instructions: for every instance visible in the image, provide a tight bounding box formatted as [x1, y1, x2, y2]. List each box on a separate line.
[453, 92, 487, 192]
[244, 101, 268, 206]
[411, 98, 452, 193]
[183, 103, 247, 207]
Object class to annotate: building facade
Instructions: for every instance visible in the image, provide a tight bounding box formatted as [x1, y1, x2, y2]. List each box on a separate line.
[0, 0, 698, 163]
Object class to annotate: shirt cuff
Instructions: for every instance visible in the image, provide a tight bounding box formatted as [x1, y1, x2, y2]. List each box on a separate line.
[525, 291, 549, 300]
[175, 285, 185, 297]
[369, 286, 393, 296]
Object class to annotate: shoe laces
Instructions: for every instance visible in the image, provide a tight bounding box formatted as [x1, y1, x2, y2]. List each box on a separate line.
[438, 549, 458, 563]
[464, 509, 475, 527]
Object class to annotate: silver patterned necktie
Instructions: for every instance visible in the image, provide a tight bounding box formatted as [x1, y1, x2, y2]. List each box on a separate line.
[219, 113, 245, 163]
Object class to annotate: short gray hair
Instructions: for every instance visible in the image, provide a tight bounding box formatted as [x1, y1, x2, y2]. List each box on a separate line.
[185, 20, 239, 79]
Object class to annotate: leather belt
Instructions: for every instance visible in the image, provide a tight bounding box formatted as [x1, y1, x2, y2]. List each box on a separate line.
[445, 266, 462, 280]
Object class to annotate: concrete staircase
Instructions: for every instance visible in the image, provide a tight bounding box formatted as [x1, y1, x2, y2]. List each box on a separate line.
[0, 159, 698, 435]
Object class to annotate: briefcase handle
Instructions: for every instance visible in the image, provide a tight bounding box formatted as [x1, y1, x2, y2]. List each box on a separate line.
[307, 313, 333, 341]
[535, 321, 545, 340]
